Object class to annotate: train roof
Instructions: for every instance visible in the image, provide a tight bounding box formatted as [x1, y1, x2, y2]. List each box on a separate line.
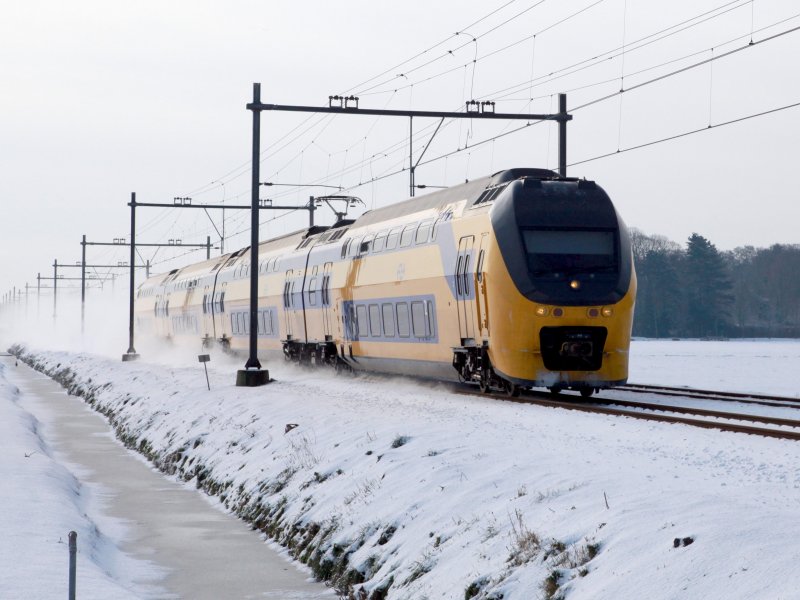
[351, 168, 559, 228]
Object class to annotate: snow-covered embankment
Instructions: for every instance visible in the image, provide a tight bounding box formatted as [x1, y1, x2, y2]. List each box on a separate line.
[12, 345, 800, 600]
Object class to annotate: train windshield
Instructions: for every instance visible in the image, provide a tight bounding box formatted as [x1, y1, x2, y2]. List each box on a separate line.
[522, 229, 617, 275]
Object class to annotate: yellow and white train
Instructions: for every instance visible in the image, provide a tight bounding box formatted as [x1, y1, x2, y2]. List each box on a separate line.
[135, 168, 636, 396]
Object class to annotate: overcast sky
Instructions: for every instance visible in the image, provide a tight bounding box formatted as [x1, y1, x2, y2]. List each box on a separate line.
[2, 0, 799, 297]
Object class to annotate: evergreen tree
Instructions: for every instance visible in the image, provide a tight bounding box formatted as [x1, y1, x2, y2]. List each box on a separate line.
[683, 233, 734, 337]
[635, 249, 682, 337]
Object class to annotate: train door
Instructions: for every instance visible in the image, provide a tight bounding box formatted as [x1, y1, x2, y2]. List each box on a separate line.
[202, 285, 215, 338]
[475, 233, 490, 339]
[283, 270, 294, 339]
[214, 282, 228, 340]
[456, 235, 476, 344]
[322, 262, 333, 339]
[184, 282, 197, 335]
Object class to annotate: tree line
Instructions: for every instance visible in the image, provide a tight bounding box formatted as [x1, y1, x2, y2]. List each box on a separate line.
[630, 229, 800, 338]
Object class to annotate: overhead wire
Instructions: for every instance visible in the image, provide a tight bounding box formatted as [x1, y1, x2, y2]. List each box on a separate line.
[569, 100, 800, 167]
[152, 1, 798, 273]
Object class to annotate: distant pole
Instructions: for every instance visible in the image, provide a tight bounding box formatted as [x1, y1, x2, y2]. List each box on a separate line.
[81, 234, 87, 332]
[123, 192, 139, 361]
[146, 259, 150, 279]
[206, 235, 211, 260]
[53, 259, 58, 317]
[308, 196, 315, 227]
[37, 273, 40, 317]
[558, 93, 567, 177]
[68, 530, 77, 600]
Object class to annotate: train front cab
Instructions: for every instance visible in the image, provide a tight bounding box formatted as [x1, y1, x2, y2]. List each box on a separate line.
[485, 176, 636, 395]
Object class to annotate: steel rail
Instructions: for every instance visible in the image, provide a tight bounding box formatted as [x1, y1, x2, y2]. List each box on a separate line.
[585, 397, 800, 428]
[620, 383, 800, 408]
[455, 387, 800, 441]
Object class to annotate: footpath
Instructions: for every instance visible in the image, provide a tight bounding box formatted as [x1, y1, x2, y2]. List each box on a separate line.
[0, 355, 332, 599]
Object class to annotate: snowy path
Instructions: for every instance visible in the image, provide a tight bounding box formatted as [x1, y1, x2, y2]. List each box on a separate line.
[0, 357, 333, 599]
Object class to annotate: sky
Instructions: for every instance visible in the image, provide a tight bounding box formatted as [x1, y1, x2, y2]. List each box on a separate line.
[2, 0, 799, 298]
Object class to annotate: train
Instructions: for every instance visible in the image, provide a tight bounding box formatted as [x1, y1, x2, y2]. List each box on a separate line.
[135, 168, 636, 397]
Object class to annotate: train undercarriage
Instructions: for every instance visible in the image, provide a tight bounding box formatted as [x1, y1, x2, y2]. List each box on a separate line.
[451, 344, 599, 398]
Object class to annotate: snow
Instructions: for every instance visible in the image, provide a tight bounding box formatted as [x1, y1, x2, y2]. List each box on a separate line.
[2, 339, 800, 599]
[630, 338, 800, 397]
[0, 360, 164, 599]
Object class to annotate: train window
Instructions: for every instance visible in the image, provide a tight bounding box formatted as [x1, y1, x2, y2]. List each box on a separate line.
[341, 241, 349, 259]
[523, 229, 617, 275]
[232, 313, 238, 334]
[476, 250, 485, 283]
[396, 303, 410, 337]
[455, 256, 463, 296]
[415, 221, 432, 245]
[386, 228, 400, 250]
[463, 254, 472, 296]
[165, 300, 169, 317]
[369, 304, 381, 337]
[308, 277, 318, 306]
[399, 225, 416, 248]
[373, 231, 387, 253]
[427, 300, 436, 337]
[356, 305, 369, 338]
[268, 310, 274, 334]
[360, 234, 374, 255]
[244, 312, 250, 335]
[411, 301, 427, 338]
[347, 238, 360, 258]
[321, 274, 330, 306]
[346, 305, 357, 339]
[431, 216, 443, 241]
[382, 303, 395, 337]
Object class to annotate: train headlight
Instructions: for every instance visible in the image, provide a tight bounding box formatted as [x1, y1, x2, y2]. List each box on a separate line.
[587, 308, 599, 318]
[535, 306, 549, 317]
[570, 279, 581, 290]
[601, 306, 614, 317]
[552, 308, 563, 317]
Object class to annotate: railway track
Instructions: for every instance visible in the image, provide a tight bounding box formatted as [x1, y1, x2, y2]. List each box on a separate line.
[463, 384, 800, 441]
[619, 383, 800, 408]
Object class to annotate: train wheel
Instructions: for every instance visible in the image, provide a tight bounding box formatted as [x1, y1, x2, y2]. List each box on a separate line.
[503, 380, 521, 398]
[548, 386, 562, 396]
[579, 388, 594, 398]
[479, 375, 491, 394]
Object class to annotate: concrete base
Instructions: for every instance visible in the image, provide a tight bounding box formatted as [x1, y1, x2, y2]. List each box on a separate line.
[121, 352, 140, 362]
[236, 369, 271, 387]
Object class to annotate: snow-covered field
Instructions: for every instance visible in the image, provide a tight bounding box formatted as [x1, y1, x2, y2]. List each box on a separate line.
[2, 339, 800, 600]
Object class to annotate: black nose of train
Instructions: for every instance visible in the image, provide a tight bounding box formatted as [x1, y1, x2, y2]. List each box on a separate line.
[560, 341, 593, 357]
